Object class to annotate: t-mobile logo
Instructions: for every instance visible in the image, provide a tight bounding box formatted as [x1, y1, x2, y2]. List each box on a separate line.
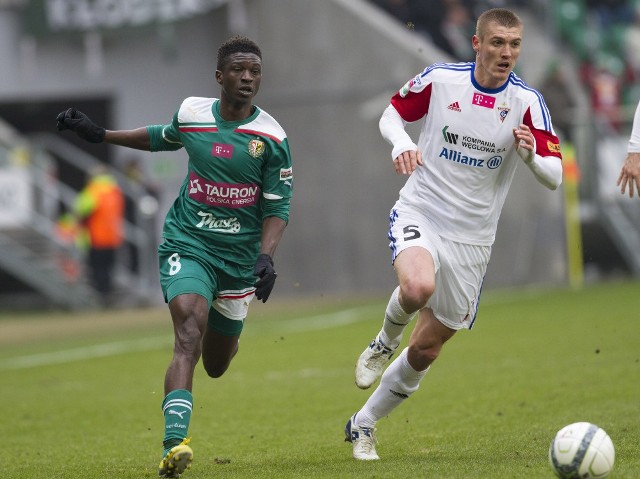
[212, 143, 234, 158]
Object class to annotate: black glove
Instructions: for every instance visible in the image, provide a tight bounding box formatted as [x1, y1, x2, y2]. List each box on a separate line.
[253, 253, 277, 303]
[56, 108, 106, 143]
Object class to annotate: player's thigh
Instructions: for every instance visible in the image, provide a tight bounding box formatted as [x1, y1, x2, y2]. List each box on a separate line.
[168, 293, 211, 346]
[158, 240, 217, 309]
[394, 246, 436, 294]
[207, 261, 256, 337]
[201, 263, 254, 371]
[427, 240, 491, 330]
[389, 207, 440, 292]
[201, 325, 239, 376]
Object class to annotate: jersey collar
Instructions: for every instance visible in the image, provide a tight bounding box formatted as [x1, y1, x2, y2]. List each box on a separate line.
[470, 63, 512, 94]
[213, 99, 261, 126]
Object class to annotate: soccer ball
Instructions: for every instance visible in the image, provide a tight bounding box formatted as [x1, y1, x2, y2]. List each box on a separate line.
[548, 422, 615, 478]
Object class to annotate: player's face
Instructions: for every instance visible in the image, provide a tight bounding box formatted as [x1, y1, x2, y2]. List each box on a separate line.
[472, 22, 522, 89]
[216, 52, 262, 105]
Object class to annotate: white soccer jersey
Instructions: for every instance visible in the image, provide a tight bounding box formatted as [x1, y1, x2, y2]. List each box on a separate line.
[389, 62, 562, 246]
[628, 100, 640, 153]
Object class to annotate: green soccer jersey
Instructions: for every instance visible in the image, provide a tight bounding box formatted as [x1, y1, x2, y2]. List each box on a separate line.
[148, 97, 293, 265]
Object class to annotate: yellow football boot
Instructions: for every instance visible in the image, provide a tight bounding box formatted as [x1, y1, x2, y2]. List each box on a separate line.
[158, 437, 193, 478]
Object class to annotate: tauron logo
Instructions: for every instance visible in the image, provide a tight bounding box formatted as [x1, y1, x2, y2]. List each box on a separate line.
[442, 126, 458, 145]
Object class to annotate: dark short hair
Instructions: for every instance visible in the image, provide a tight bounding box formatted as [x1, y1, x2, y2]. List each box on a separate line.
[476, 8, 522, 39]
[216, 36, 262, 70]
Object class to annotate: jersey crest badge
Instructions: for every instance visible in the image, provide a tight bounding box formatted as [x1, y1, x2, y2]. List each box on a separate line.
[248, 139, 265, 158]
[497, 104, 510, 123]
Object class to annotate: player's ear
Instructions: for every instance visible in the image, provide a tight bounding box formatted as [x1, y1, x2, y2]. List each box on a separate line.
[471, 35, 480, 53]
[215, 70, 223, 85]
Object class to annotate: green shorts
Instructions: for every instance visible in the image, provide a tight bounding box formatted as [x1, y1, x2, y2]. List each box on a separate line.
[158, 238, 256, 336]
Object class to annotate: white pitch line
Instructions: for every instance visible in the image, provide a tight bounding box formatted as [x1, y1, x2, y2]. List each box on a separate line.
[0, 305, 377, 371]
[265, 306, 376, 334]
[0, 336, 172, 371]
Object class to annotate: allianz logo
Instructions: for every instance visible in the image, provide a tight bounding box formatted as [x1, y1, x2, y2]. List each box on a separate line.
[438, 148, 503, 169]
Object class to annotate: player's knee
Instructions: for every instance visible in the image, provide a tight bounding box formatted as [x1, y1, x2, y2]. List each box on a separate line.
[203, 363, 226, 378]
[400, 278, 435, 311]
[174, 323, 203, 360]
[202, 342, 238, 378]
[202, 357, 231, 378]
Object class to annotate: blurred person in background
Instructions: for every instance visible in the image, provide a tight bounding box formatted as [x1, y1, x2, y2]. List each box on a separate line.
[440, 0, 476, 61]
[585, 0, 636, 29]
[617, 99, 640, 197]
[56, 35, 293, 477]
[121, 155, 160, 274]
[74, 166, 124, 306]
[539, 60, 577, 141]
[371, 0, 413, 24]
[345, 8, 563, 460]
[581, 54, 628, 132]
[372, 0, 472, 60]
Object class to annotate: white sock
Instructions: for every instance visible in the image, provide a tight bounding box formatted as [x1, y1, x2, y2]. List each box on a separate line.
[354, 348, 428, 428]
[379, 286, 414, 349]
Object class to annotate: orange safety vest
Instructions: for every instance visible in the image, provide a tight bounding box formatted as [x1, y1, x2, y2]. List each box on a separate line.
[75, 174, 125, 248]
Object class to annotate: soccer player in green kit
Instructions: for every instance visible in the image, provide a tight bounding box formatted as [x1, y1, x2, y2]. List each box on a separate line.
[56, 36, 293, 477]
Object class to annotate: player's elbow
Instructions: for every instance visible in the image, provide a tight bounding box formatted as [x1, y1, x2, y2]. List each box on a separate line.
[548, 164, 563, 190]
[546, 175, 562, 191]
[533, 156, 563, 190]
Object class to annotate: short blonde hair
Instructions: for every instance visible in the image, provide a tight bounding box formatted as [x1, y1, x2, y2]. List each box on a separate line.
[476, 8, 522, 39]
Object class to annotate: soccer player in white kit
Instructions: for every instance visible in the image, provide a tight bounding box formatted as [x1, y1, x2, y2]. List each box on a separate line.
[346, 8, 563, 460]
[617, 99, 640, 198]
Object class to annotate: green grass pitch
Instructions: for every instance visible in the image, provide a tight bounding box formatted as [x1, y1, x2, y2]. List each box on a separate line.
[1, 280, 638, 478]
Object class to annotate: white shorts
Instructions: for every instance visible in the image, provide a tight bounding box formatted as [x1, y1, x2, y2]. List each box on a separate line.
[388, 206, 491, 330]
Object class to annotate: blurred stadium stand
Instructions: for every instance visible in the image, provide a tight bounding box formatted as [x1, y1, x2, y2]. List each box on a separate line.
[0, 0, 638, 309]
[0, 117, 158, 309]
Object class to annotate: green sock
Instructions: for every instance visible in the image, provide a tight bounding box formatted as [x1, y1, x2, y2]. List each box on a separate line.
[162, 389, 193, 454]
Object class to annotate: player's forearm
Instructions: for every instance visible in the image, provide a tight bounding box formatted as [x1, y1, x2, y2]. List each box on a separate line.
[103, 127, 151, 151]
[379, 105, 417, 159]
[523, 154, 563, 190]
[260, 216, 287, 257]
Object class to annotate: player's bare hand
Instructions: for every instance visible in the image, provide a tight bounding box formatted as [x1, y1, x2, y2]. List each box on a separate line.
[512, 124, 534, 152]
[393, 149, 423, 175]
[617, 152, 640, 199]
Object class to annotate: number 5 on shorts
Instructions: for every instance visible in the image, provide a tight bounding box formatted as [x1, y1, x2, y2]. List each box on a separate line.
[403, 225, 421, 241]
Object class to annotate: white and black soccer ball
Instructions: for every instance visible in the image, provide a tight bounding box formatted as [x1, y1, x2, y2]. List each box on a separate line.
[548, 422, 615, 479]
